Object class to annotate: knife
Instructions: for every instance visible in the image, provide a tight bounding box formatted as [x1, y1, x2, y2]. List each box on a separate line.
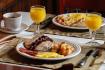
[82, 49, 100, 67]
[88, 49, 100, 66]
[26, 17, 53, 32]
[0, 35, 16, 43]
[40, 17, 53, 29]
[75, 50, 93, 68]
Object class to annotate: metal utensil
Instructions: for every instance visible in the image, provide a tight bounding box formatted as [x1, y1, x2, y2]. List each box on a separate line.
[40, 17, 53, 29]
[89, 49, 100, 66]
[82, 49, 100, 68]
[0, 35, 16, 43]
[75, 50, 93, 68]
[26, 17, 53, 32]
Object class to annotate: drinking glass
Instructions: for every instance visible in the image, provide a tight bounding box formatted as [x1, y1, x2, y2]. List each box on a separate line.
[30, 5, 46, 34]
[85, 13, 103, 46]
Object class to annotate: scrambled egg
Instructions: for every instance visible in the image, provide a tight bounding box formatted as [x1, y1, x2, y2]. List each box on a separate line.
[56, 13, 86, 27]
[36, 52, 64, 58]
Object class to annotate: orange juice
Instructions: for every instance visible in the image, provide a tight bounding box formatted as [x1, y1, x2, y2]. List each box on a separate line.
[30, 7, 46, 24]
[85, 14, 102, 31]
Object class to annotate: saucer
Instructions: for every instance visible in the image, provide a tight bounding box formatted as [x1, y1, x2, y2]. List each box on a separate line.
[0, 21, 28, 34]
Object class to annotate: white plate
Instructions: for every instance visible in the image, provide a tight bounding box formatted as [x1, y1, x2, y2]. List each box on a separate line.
[16, 37, 81, 60]
[0, 21, 28, 34]
[52, 13, 105, 30]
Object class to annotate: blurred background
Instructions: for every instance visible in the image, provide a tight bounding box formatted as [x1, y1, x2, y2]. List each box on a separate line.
[0, 0, 105, 20]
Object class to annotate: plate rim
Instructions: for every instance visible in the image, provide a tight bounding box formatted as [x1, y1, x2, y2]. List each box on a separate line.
[16, 38, 81, 60]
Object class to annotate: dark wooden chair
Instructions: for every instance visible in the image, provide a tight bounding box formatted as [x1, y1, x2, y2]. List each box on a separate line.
[57, 0, 105, 16]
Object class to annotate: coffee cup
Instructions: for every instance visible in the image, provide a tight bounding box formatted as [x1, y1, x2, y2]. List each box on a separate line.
[2, 12, 22, 31]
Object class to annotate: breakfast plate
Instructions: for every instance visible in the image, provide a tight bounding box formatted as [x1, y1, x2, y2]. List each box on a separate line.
[16, 37, 81, 60]
[52, 13, 105, 30]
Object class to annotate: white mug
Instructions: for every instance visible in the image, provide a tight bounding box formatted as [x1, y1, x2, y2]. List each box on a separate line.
[3, 12, 22, 31]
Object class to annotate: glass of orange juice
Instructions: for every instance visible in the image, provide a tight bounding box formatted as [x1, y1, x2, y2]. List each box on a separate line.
[85, 13, 103, 46]
[30, 5, 46, 34]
